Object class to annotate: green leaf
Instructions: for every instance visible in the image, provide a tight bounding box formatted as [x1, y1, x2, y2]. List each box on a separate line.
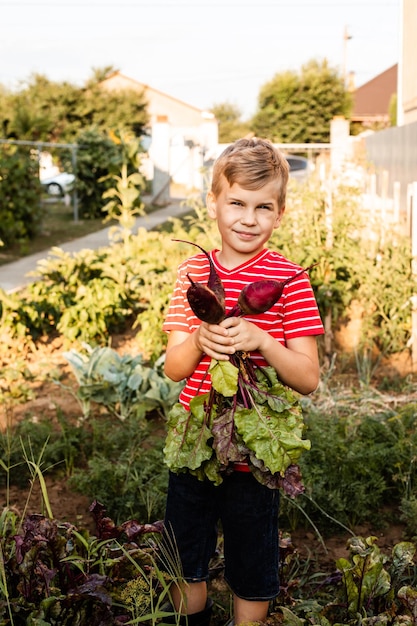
[275, 607, 306, 626]
[209, 359, 238, 396]
[233, 403, 310, 475]
[392, 541, 416, 572]
[192, 456, 224, 486]
[164, 398, 213, 471]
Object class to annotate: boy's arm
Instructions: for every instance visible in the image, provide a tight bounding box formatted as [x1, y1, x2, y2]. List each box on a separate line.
[164, 330, 203, 381]
[258, 334, 320, 395]
[216, 317, 320, 395]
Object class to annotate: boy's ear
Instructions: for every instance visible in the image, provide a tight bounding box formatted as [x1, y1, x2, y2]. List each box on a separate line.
[274, 205, 285, 228]
[206, 191, 217, 219]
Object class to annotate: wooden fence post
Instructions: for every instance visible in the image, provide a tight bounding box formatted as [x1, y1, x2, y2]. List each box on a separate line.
[380, 169, 389, 247]
[393, 181, 401, 224]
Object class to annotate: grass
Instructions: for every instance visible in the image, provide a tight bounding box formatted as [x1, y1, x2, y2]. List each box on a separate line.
[0, 197, 109, 266]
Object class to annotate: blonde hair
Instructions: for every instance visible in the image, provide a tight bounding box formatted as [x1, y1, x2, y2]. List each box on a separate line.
[210, 137, 289, 209]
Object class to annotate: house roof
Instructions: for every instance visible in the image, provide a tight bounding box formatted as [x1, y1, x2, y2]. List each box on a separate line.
[99, 71, 213, 126]
[352, 64, 398, 122]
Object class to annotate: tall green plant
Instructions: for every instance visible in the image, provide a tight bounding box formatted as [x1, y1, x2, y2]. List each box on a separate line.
[74, 127, 123, 219]
[102, 134, 146, 252]
[273, 178, 414, 364]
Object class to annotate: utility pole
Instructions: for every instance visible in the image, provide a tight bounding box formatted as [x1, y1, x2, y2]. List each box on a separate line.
[343, 25, 352, 87]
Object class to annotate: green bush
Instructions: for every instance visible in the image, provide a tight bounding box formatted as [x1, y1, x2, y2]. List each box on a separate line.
[280, 398, 417, 532]
[75, 127, 123, 219]
[0, 218, 212, 352]
[0, 144, 43, 247]
[75, 128, 146, 220]
[69, 433, 168, 524]
[273, 179, 415, 359]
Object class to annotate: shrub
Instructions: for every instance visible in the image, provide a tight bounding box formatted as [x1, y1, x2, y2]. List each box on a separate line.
[280, 396, 417, 531]
[75, 127, 123, 219]
[0, 144, 43, 247]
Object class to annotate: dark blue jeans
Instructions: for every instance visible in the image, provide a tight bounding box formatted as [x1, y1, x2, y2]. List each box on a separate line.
[163, 470, 280, 601]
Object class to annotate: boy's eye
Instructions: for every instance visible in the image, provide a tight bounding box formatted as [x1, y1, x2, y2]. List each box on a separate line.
[258, 204, 272, 210]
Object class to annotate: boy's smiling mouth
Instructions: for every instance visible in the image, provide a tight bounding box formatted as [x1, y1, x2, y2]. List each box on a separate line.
[234, 229, 259, 240]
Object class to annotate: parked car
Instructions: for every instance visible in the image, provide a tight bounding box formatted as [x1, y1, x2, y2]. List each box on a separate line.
[40, 172, 75, 196]
[286, 155, 312, 182]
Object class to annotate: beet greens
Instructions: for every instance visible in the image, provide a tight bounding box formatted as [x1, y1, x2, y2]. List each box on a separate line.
[8, 505, 164, 623]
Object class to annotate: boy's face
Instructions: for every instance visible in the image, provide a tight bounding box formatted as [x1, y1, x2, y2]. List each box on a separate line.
[207, 178, 285, 265]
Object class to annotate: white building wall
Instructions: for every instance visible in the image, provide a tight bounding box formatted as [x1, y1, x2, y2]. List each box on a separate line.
[400, 0, 417, 124]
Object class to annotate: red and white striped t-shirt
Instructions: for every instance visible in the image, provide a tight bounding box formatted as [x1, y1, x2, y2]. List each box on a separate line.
[163, 247, 324, 410]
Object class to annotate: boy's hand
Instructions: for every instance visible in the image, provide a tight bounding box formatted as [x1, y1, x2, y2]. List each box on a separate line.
[196, 321, 234, 360]
[221, 317, 266, 353]
[196, 317, 264, 360]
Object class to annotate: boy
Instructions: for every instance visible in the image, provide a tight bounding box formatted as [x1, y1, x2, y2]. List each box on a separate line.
[162, 137, 324, 625]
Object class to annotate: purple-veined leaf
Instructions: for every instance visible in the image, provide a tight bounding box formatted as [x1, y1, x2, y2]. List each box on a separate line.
[164, 396, 213, 471]
[211, 407, 245, 465]
[250, 460, 306, 496]
[164, 359, 311, 494]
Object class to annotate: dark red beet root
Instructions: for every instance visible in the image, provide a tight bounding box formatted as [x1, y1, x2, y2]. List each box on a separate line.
[173, 239, 226, 323]
[229, 263, 317, 317]
[186, 275, 226, 323]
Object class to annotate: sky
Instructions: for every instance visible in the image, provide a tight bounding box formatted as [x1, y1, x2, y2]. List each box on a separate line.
[1, 0, 401, 119]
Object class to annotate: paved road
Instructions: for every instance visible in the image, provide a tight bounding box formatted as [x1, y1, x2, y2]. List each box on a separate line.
[0, 199, 189, 293]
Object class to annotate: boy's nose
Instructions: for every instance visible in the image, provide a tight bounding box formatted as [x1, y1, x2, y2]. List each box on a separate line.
[240, 208, 257, 224]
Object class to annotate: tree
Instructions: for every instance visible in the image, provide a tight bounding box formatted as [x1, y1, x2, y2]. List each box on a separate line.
[74, 128, 145, 220]
[0, 71, 149, 144]
[74, 127, 123, 219]
[85, 65, 119, 87]
[3, 74, 81, 142]
[210, 102, 251, 143]
[251, 59, 353, 143]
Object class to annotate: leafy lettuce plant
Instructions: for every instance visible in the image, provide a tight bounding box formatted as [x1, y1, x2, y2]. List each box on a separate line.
[62, 345, 184, 421]
[0, 501, 167, 625]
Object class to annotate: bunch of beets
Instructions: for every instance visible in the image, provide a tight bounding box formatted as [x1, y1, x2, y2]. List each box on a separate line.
[164, 241, 317, 496]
